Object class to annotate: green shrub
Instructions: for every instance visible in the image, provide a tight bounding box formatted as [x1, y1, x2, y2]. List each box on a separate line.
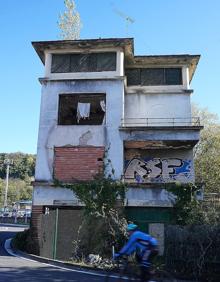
[12, 228, 39, 254]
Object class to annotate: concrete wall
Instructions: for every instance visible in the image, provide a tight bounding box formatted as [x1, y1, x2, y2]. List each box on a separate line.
[33, 187, 75, 206]
[35, 79, 124, 180]
[34, 53, 197, 208]
[126, 188, 174, 207]
[124, 92, 191, 125]
[34, 79, 124, 205]
[124, 149, 194, 207]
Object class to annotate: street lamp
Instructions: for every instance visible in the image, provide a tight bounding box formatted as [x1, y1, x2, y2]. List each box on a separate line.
[3, 159, 13, 212]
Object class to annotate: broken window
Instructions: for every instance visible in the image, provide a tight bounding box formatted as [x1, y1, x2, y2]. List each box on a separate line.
[126, 68, 182, 86]
[51, 52, 116, 73]
[58, 94, 106, 125]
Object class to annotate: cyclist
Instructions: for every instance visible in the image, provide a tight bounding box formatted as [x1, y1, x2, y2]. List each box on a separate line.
[114, 223, 158, 282]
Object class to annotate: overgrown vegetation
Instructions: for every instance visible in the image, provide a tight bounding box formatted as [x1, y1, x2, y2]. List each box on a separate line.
[166, 182, 220, 225]
[166, 182, 218, 225]
[56, 176, 128, 259]
[0, 152, 35, 207]
[0, 153, 35, 180]
[193, 104, 220, 193]
[12, 228, 38, 254]
[165, 182, 220, 281]
[165, 225, 220, 281]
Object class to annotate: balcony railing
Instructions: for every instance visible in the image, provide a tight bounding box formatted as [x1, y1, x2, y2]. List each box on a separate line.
[121, 117, 201, 127]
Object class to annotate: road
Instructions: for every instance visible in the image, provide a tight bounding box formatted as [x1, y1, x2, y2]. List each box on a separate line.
[0, 224, 116, 282]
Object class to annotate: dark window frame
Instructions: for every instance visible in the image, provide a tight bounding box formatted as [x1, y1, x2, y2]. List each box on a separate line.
[126, 67, 182, 86]
[58, 93, 106, 125]
[51, 52, 117, 73]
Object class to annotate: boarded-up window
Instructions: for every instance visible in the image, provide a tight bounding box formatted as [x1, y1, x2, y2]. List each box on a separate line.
[51, 54, 70, 73]
[54, 147, 104, 182]
[165, 68, 182, 85]
[51, 52, 116, 73]
[141, 68, 164, 85]
[126, 69, 141, 86]
[58, 93, 106, 125]
[126, 68, 182, 86]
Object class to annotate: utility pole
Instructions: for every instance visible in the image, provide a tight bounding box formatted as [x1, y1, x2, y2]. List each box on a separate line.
[3, 159, 13, 212]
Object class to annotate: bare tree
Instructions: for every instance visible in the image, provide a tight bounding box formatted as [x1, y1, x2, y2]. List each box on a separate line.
[58, 0, 82, 40]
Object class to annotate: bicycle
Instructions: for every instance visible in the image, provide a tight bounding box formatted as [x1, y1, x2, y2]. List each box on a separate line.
[105, 255, 155, 281]
[105, 256, 177, 282]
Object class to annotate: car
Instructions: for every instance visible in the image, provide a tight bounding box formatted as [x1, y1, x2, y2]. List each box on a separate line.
[24, 211, 32, 218]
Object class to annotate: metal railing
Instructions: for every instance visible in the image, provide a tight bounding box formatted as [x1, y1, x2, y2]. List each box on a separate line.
[121, 117, 201, 127]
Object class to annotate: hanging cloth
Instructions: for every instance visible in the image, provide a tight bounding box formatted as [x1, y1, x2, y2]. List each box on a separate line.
[100, 100, 106, 112]
[77, 102, 91, 123]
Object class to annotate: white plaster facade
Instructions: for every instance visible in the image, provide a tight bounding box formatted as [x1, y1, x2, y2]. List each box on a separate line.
[35, 80, 124, 181]
[32, 38, 202, 208]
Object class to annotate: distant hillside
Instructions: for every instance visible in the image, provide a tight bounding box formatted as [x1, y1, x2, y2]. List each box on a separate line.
[0, 153, 36, 206]
[0, 152, 36, 180]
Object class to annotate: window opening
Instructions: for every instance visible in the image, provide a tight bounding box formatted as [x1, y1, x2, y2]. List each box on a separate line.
[51, 52, 116, 73]
[126, 68, 182, 86]
[58, 93, 106, 125]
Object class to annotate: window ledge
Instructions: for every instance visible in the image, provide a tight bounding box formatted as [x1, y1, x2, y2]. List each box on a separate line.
[39, 76, 125, 84]
[125, 86, 193, 94]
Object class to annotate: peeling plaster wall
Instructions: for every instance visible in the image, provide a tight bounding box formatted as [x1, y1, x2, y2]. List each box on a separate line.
[121, 129, 200, 142]
[126, 187, 174, 207]
[124, 93, 191, 122]
[34, 79, 197, 206]
[33, 186, 76, 206]
[34, 80, 124, 205]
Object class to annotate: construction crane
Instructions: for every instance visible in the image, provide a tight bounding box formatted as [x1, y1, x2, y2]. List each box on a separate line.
[113, 7, 135, 35]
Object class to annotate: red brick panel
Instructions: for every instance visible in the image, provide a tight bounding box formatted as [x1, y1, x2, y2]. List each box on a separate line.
[54, 146, 105, 182]
[30, 205, 44, 254]
[31, 205, 43, 238]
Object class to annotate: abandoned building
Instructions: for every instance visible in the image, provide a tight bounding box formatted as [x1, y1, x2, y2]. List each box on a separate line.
[32, 38, 202, 259]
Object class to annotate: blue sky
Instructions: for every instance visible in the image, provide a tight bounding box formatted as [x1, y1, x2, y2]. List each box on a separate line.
[0, 0, 219, 154]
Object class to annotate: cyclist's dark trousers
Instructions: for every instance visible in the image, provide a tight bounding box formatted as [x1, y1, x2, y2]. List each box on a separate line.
[140, 266, 151, 282]
[139, 249, 159, 282]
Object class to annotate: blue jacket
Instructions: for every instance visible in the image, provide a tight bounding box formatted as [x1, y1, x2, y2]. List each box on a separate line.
[119, 230, 158, 256]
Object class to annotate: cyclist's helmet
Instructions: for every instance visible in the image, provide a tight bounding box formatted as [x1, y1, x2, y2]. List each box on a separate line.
[127, 223, 138, 232]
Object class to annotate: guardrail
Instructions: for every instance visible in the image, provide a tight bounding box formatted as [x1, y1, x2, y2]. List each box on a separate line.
[0, 216, 30, 225]
[121, 117, 201, 127]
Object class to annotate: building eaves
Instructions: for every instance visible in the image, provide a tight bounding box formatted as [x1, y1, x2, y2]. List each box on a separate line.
[125, 54, 200, 82]
[32, 37, 134, 64]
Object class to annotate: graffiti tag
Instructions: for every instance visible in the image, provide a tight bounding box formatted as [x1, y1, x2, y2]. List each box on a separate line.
[124, 158, 192, 183]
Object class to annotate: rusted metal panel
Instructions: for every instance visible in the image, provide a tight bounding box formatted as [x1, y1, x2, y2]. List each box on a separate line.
[124, 140, 197, 149]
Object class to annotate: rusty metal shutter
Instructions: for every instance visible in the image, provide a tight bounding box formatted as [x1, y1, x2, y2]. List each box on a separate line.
[51, 54, 71, 73]
[126, 69, 141, 85]
[141, 68, 164, 86]
[97, 52, 116, 71]
[165, 68, 182, 85]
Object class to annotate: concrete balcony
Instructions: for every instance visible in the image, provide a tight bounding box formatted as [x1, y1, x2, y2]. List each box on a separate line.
[119, 117, 203, 146]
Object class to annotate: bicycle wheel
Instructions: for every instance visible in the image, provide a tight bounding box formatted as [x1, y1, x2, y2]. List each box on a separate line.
[154, 269, 177, 282]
